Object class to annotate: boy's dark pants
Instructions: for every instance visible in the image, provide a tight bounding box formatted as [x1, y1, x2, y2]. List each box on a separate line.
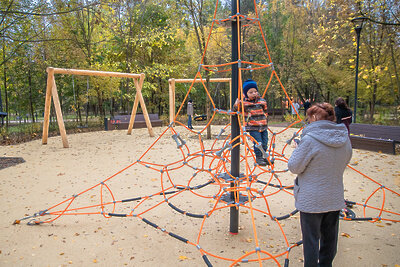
[300, 210, 340, 267]
[249, 130, 268, 158]
[187, 115, 192, 128]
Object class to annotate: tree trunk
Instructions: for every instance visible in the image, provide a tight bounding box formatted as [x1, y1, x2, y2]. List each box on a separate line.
[389, 35, 400, 103]
[28, 67, 35, 123]
[2, 36, 8, 127]
[369, 83, 377, 121]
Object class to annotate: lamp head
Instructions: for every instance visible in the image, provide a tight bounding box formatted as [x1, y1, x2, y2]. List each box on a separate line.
[351, 16, 368, 29]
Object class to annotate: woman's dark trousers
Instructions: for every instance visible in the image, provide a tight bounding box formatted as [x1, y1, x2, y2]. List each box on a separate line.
[300, 210, 340, 267]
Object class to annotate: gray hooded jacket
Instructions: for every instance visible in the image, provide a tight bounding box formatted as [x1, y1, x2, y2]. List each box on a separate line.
[288, 120, 352, 213]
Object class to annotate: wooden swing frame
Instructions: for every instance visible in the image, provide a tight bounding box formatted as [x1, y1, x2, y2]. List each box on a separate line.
[168, 78, 231, 124]
[42, 67, 153, 148]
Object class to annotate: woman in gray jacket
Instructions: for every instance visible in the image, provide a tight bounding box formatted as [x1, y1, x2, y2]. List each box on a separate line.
[288, 103, 352, 267]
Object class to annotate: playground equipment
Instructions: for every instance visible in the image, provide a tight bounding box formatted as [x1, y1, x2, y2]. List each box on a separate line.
[42, 68, 153, 148]
[18, 1, 399, 266]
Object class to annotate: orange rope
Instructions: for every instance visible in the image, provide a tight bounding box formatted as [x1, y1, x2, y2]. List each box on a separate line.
[20, 1, 400, 266]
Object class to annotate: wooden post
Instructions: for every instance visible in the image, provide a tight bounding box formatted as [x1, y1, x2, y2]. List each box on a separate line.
[169, 78, 175, 124]
[129, 73, 154, 137]
[127, 91, 140, 135]
[229, 80, 232, 108]
[42, 68, 54, 145]
[51, 78, 69, 148]
[127, 74, 143, 135]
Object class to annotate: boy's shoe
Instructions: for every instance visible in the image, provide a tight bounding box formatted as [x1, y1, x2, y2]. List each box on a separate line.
[265, 158, 274, 165]
[256, 157, 267, 166]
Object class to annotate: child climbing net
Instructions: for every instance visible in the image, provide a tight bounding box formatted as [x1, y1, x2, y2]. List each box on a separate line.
[16, 1, 400, 266]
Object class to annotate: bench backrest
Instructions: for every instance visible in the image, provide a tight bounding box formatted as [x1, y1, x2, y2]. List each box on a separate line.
[350, 123, 400, 141]
[111, 113, 160, 123]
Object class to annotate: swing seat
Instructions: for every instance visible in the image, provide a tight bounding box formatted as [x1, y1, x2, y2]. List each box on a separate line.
[105, 114, 162, 131]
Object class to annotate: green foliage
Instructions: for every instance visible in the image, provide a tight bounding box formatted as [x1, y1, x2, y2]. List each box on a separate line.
[0, 0, 399, 133]
[284, 113, 305, 128]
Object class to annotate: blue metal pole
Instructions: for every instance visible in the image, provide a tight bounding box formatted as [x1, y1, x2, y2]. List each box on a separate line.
[230, 0, 240, 235]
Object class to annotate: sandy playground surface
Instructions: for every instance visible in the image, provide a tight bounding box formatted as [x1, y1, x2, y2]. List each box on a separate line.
[0, 125, 399, 267]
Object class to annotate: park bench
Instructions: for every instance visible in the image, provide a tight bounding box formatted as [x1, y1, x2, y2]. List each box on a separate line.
[0, 112, 7, 126]
[349, 123, 400, 155]
[105, 113, 163, 131]
[267, 108, 286, 118]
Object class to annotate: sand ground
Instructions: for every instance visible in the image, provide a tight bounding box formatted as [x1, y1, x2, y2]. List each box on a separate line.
[0, 125, 399, 267]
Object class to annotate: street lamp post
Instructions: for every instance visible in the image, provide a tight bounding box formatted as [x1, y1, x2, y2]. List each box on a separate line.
[351, 16, 368, 123]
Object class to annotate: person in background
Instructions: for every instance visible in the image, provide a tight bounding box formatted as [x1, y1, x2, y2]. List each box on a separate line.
[233, 79, 272, 166]
[304, 99, 311, 115]
[288, 102, 352, 267]
[187, 99, 194, 129]
[334, 97, 352, 133]
[291, 100, 300, 115]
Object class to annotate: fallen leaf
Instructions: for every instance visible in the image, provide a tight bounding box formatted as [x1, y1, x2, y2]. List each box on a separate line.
[179, 255, 189, 260]
[93, 259, 97, 263]
[341, 233, 351, 238]
[246, 238, 253, 243]
[240, 210, 248, 214]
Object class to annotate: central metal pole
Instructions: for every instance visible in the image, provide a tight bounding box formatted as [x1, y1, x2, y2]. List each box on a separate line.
[353, 27, 362, 123]
[230, 0, 240, 235]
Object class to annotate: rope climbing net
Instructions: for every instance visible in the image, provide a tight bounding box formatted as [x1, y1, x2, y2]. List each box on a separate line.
[17, 1, 400, 266]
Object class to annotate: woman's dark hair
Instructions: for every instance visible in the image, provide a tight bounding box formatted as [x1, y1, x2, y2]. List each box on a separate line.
[306, 102, 336, 122]
[335, 97, 349, 109]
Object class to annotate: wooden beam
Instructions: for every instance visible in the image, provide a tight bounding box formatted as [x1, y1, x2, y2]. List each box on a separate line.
[52, 68, 141, 79]
[169, 78, 231, 83]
